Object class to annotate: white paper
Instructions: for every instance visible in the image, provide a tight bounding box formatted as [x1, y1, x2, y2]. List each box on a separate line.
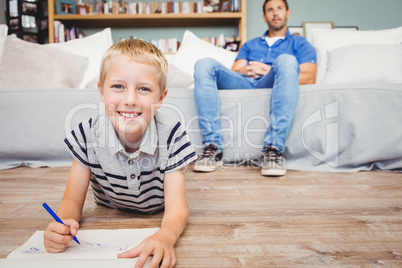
[7, 228, 159, 264]
[0, 259, 138, 268]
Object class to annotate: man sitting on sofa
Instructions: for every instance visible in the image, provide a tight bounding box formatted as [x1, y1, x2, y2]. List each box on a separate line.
[193, 0, 317, 176]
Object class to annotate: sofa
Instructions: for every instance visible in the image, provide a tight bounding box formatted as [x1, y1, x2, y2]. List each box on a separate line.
[1, 26, 402, 172]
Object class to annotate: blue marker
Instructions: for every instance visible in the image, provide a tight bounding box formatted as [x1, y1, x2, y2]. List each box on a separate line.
[42, 202, 80, 245]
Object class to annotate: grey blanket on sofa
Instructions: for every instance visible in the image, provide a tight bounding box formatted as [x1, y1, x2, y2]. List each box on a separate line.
[1, 83, 401, 172]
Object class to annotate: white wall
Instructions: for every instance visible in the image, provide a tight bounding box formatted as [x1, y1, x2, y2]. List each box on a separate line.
[248, 0, 402, 39]
[1, 0, 401, 41]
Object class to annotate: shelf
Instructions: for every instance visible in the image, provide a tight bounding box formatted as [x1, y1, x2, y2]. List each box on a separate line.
[48, 0, 247, 44]
[6, 0, 49, 43]
[54, 12, 243, 20]
[53, 12, 243, 27]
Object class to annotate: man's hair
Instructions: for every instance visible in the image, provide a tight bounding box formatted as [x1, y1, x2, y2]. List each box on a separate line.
[263, 0, 289, 13]
[99, 39, 168, 93]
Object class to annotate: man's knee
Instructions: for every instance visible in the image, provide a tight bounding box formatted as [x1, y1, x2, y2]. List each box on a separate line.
[274, 54, 298, 67]
[194, 57, 219, 74]
[273, 54, 299, 75]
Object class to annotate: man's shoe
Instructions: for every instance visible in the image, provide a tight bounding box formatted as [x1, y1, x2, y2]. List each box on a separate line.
[261, 146, 286, 176]
[193, 144, 223, 172]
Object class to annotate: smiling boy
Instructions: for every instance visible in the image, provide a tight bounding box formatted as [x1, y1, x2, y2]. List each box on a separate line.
[44, 39, 197, 268]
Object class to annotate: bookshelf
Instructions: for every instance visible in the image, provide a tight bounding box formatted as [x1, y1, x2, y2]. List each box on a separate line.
[6, 0, 49, 43]
[47, 0, 247, 45]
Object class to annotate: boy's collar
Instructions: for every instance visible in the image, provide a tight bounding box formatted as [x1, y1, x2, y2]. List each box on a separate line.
[136, 117, 157, 156]
[106, 115, 158, 157]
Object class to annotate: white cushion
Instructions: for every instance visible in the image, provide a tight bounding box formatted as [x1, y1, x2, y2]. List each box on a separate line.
[83, 57, 195, 90]
[0, 24, 8, 62]
[164, 53, 175, 63]
[167, 63, 194, 88]
[47, 28, 113, 89]
[0, 35, 88, 89]
[170, 30, 237, 77]
[322, 44, 402, 84]
[311, 27, 402, 83]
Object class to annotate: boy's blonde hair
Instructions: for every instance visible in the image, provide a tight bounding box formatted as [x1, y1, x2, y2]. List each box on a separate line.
[99, 39, 168, 93]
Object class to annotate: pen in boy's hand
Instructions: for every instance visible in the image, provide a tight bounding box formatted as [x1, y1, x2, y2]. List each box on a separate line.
[42, 202, 80, 245]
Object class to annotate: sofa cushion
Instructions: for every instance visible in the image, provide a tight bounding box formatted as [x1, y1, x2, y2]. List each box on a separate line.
[0, 24, 8, 62]
[322, 44, 402, 84]
[167, 63, 194, 88]
[2, 84, 402, 172]
[0, 35, 88, 90]
[311, 27, 402, 83]
[47, 28, 113, 89]
[170, 30, 237, 77]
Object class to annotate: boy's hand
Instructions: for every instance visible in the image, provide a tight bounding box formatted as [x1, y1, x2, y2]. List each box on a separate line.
[43, 219, 79, 253]
[117, 230, 176, 268]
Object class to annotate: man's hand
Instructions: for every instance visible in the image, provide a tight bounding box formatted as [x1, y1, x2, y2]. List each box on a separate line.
[232, 59, 272, 78]
[246, 61, 271, 78]
[118, 230, 176, 268]
[44, 219, 79, 253]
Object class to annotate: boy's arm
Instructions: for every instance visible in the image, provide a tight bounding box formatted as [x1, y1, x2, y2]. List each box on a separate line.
[160, 168, 188, 244]
[57, 158, 92, 221]
[118, 168, 188, 268]
[44, 159, 91, 253]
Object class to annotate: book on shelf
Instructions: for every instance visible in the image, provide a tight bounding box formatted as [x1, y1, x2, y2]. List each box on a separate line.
[232, 0, 241, 12]
[203, 0, 219, 12]
[204, 0, 240, 12]
[53, 21, 84, 43]
[117, 37, 180, 54]
[219, 0, 231, 12]
[115, 33, 239, 53]
[59, 0, 240, 16]
[78, 1, 204, 15]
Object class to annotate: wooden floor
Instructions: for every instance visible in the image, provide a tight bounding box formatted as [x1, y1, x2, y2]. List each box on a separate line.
[0, 165, 401, 267]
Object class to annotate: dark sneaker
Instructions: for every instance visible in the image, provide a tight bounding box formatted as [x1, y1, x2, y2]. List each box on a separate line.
[261, 146, 286, 176]
[193, 144, 223, 172]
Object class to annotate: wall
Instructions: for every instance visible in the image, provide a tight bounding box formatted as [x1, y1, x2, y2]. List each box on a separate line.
[1, 0, 401, 41]
[1, 1, 6, 24]
[248, 0, 402, 39]
[85, 0, 402, 42]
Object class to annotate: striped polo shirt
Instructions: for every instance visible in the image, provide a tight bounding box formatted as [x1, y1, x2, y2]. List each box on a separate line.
[64, 110, 197, 214]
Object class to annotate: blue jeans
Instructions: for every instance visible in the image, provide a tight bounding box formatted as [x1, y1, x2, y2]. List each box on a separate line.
[194, 54, 299, 153]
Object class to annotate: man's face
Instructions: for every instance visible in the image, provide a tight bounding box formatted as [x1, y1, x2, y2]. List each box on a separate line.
[263, 0, 290, 32]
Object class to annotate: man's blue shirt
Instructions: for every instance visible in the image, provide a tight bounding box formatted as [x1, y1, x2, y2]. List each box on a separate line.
[236, 30, 317, 66]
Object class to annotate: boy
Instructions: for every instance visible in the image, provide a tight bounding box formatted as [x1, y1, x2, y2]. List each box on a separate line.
[44, 39, 197, 268]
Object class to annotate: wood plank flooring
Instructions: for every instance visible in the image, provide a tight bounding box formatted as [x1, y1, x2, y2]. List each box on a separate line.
[0, 165, 401, 266]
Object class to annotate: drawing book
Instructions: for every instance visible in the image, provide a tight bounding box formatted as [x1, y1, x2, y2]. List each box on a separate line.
[3, 228, 159, 267]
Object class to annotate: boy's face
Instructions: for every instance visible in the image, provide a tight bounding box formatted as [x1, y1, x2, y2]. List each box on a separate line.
[98, 56, 167, 142]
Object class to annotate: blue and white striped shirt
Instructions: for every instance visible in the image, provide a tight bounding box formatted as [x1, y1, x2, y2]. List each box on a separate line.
[64, 110, 197, 213]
